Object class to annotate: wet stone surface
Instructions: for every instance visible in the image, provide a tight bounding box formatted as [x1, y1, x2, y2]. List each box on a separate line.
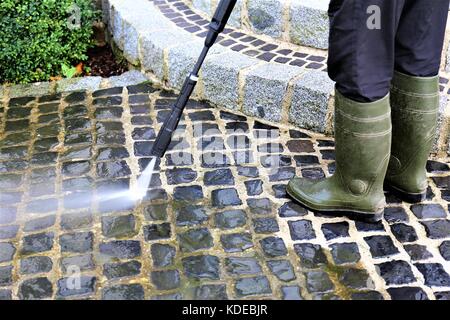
[0, 85, 449, 300]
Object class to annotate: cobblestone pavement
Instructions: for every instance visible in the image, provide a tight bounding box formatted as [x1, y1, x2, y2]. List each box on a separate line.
[0, 83, 450, 300]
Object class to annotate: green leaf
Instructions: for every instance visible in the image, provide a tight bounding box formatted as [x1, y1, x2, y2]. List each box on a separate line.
[61, 63, 77, 78]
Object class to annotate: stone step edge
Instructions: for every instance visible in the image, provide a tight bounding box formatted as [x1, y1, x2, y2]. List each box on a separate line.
[187, 0, 330, 50]
[0, 70, 149, 100]
[104, 0, 450, 157]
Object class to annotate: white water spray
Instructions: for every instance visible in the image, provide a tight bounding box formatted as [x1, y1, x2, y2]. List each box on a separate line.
[130, 156, 158, 201]
[87, 156, 158, 205]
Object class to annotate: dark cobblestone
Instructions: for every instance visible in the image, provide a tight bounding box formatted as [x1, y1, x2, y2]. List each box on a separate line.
[377, 260, 416, 285]
[305, 270, 334, 293]
[237, 166, 259, 177]
[288, 220, 315, 240]
[99, 240, 141, 259]
[23, 216, 55, 233]
[411, 204, 446, 219]
[364, 235, 399, 258]
[330, 243, 361, 265]
[19, 277, 53, 300]
[59, 232, 93, 253]
[388, 287, 428, 300]
[435, 291, 450, 300]
[62, 161, 90, 177]
[151, 270, 181, 290]
[96, 161, 131, 179]
[20, 256, 53, 275]
[60, 254, 95, 273]
[281, 286, 303, 300]
[351, 291, 384, 300]
[321, 222, 349, 240]
[173, 185, 204, 201]
[151, 243, 176, 267]
[176, 205, 208, 226]
[215, 209, 247, 229]
[269, 167, 295, 181]
[144, 223, 171, 241]
[21, 232, 54, 254]
[253, 217, 279, 233]
[245, 180, 263, 196]
[211, 188, 242, 207]
[267, 260, 296, 282]
[0, 265, 13, 286]
[339, 268, 373, 289]
[294, 243, 327, 268]
[272, 184, 288, 198]
[195, 284, 228, 300]
[247, 198, 272, 215]
[182, 255, 220, 280]
[426, 160, 449, 173]
[439, 241, 450, 261]
[260, 237, 287, 257]
[57, 276, 96, 297]
[97, 147, 129, 161]
[178, 228, 214, 252]
[221, 232, 253, 253]
[102, 214, 136, 238]
[278, 201, 307, 217]
[102, 284, 145, 300]
[390, 223, 418, 243]
[144, 204, 168, 221]
[260, 154, 291, 168]
[225, 257, 262, 276]
[60, 212, 93, 230]
[384, 207, 409, 223]
[235, 276, 271, 297]
[404, 244, 433, 261]
[420, 219, 450, 239]
[104, 260, 141, 280]
[166, 168, 197, 184]
[355, 220, 385, 232]
[415, 263, 450, 287]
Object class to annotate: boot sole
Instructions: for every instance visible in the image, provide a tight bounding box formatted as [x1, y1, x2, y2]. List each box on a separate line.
[384, 184, 427, 203]
[286, 185, 384, 223]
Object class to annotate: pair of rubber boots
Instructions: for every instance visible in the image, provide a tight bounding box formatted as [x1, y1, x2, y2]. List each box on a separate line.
[287, 71, 440, 222]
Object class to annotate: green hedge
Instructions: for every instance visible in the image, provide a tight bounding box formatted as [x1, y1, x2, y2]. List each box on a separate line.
[0, 0, 99, 84]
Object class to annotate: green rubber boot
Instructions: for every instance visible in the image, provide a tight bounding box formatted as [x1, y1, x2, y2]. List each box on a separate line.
[287, 90, 392, 222]
[385, 71, 440, 203]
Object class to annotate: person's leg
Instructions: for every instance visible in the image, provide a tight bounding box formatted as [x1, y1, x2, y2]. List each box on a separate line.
[386, 0, 449, 202]
[394, 0, 449, 77]
[288, 0, 402, 220]
[327, 0, 404, 102]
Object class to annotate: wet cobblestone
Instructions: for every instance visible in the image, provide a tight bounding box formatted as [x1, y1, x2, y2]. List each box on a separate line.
[0, 85, 449, 300]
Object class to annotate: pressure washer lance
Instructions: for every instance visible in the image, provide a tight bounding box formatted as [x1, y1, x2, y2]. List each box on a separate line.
[150, 0, 237, 158]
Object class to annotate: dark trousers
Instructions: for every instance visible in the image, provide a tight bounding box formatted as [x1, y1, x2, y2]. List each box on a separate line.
[328, 0, 449, 102]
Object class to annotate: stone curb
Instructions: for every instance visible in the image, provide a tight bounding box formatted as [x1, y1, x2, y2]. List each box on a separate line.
[188, 0, 330, 50]
[0, 70, 150, 98]
[104, 0, 337, 139]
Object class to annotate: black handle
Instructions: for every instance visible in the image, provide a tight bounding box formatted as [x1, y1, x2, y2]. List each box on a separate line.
[205, 0, 238, 47]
